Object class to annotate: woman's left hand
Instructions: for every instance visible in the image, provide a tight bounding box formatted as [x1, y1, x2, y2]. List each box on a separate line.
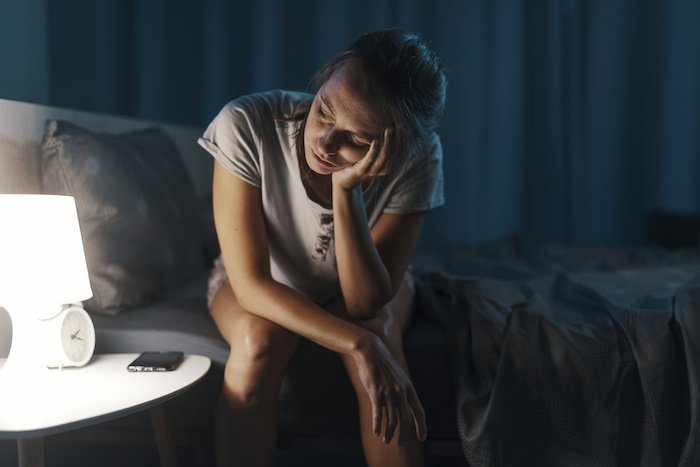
[352, 331, 427, 445]
[332, 128, 392, 190]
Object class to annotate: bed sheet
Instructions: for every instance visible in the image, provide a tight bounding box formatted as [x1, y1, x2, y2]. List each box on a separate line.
[414, 238, 699, 466]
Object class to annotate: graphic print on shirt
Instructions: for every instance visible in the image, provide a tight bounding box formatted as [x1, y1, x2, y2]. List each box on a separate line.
[312, 213, 334, 261]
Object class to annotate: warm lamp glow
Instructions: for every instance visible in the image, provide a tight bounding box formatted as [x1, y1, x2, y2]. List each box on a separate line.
[0, 195, 92, 306]
[0, 195, 92, 374]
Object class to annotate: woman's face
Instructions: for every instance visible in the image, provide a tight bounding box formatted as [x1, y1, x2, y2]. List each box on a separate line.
[303, 62, 387, 175]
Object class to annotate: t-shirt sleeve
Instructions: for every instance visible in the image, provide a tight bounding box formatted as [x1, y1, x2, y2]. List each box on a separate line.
[383, 133, 445, 213]
[198, 97, 262, 187]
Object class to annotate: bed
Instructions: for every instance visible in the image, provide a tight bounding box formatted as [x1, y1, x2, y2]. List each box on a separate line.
[412, 237, 700, 465]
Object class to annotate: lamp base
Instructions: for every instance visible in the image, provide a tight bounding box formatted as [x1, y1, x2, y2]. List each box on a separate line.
[0, 304, 61, 377]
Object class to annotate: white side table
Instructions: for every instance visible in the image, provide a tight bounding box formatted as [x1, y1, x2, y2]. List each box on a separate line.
[0, 353, 211, 467]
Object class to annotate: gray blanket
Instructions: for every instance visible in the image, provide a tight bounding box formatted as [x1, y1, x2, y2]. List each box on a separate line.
[414, 239, 699, 466]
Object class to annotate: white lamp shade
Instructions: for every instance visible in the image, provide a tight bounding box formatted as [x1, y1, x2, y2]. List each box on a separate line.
[0, 194, 92, 306]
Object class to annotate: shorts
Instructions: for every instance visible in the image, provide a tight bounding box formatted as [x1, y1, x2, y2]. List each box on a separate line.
[206, 255, 228, 308]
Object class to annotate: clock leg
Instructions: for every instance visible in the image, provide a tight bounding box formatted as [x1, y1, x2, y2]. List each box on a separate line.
[17, 437, 44, 467]
[150, 404, 179, 467]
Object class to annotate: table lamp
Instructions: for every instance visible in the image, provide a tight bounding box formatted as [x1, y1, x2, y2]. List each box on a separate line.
[0, 195, 93, 375]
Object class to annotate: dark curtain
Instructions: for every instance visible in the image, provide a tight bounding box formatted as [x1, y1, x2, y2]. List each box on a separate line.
[45, 0, 700, 250]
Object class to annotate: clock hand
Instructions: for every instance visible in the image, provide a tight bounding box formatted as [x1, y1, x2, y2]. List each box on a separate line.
[70, 330, 84, 341]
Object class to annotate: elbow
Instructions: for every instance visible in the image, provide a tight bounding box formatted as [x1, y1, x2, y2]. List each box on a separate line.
[235, 290, 257, 314]
[230, 276, 270, 313]
[345, 283, 394, 321]
[345, 304, 379, 321]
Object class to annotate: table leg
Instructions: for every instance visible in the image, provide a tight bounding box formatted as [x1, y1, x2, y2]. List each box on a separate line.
[150, 404, 179, 467]
[17, 438, 44, 467]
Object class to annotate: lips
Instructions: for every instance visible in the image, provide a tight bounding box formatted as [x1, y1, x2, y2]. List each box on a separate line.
[313, 151, 338, 168]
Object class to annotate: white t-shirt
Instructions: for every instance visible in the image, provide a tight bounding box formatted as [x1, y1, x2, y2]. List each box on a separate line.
[198, 90, 444, 304]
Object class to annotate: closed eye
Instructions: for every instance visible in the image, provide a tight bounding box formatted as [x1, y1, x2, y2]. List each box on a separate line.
[350, 135, 370, 147]
[318, 103, 334, 121]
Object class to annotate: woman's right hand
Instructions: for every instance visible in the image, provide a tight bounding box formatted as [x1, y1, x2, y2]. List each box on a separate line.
[352, 332, 427, 445]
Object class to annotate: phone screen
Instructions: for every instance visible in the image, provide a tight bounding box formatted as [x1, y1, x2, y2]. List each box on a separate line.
[127, 351, 184, 372]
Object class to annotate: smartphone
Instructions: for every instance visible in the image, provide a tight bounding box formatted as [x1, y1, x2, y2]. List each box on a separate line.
[127, 351, 184, 372]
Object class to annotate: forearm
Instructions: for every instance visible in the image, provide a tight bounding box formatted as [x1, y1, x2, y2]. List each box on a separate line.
[332, 184, 393, 317]
[233, 274, 372, 356]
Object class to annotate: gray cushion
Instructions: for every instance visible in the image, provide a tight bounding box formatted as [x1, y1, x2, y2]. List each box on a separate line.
[41, 119, 202, 314]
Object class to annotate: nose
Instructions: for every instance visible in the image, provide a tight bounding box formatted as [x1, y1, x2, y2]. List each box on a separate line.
[318, 127, 339, 155]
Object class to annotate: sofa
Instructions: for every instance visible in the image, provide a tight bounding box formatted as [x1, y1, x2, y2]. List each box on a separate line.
[0, 98, 461, 466]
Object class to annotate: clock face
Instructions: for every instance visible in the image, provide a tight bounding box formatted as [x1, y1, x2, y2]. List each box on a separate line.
[60, 309, 92, 364]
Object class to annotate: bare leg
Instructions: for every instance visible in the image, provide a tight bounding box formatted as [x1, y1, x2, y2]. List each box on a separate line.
[341, 279, 425, 467]
[210, 282, 298, 467]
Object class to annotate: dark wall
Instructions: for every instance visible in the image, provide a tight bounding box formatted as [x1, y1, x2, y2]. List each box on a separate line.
[2, 0, 699, 249]
[0, 0, 49, 104]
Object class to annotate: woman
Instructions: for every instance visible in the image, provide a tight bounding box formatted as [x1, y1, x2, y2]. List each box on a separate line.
[199, 29, 447, 467]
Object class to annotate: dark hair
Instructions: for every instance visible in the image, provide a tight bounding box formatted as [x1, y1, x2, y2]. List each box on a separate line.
[296, 29, 446, 161]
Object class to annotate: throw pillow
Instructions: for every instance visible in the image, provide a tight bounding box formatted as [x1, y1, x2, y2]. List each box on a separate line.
[41, 119, 203, 314]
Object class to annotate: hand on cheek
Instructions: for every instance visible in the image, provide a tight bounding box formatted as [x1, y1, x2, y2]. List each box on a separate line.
[332, 128, 392, 191]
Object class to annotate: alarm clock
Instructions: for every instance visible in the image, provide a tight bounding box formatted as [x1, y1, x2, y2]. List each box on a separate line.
[39, 303, 96, 368]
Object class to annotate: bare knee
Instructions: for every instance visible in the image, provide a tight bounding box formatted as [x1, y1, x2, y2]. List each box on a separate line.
[224, 314, 297, 406]
[238, 313, 296, 358]
[351, 280, 415, 346]
[353, 306, 403, 351]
